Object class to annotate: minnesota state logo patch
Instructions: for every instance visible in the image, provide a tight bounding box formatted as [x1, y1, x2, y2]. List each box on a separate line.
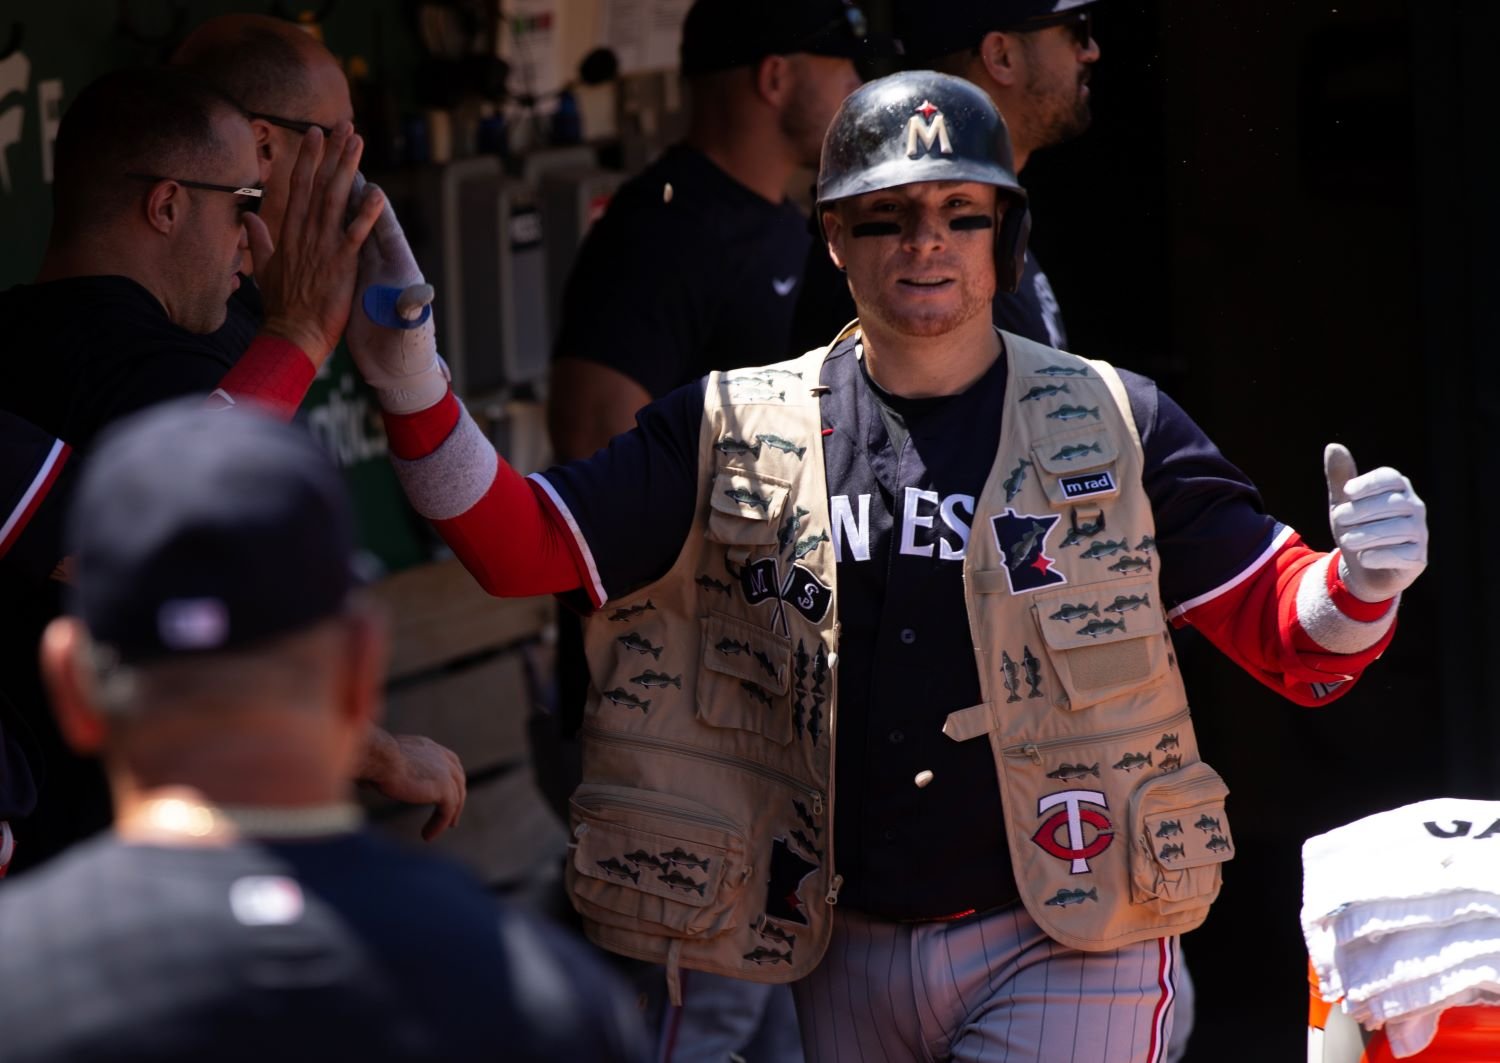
[990, 509, 1066, 594]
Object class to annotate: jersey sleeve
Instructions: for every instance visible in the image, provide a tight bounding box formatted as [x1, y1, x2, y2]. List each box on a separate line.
[0, 411, 72, 586]
[382, 381, 705, 609]
[1125, 371, 1397, 706]
[551, 194, 708, 400]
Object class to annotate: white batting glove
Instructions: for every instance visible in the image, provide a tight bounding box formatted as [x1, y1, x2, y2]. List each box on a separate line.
[345, 178, 450, 414]
[1324, 442, 1428, 602]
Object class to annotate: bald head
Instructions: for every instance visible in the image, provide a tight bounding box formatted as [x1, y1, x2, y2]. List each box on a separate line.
[172, 15, 334, 116]
[172, 14, 354, 260]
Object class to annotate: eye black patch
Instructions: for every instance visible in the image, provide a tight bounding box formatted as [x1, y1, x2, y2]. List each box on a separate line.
[850, 221, 902, 238]
[949, 215, 993, 231]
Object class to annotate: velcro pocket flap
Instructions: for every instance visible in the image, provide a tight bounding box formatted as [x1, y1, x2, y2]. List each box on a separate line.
[700, 612, 791, 696]
[1031, 425, 1120, 507]
[707, 469, 788, 546]
[569, 784, 748, 937]
[1128, 761, 1232, 912]
[1030, 575, 1167, 709]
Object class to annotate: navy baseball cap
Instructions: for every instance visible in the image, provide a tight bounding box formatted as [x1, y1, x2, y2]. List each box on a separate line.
[64, 401, 359, 665]
[680, 0, 897, 76]
[896, 0, 1098, 63]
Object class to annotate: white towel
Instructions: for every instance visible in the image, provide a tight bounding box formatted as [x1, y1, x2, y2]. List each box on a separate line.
[1302, 799, 1500, 923]
[1302, 799, 1500, 1000]
[1301, 799, 1500, 1056]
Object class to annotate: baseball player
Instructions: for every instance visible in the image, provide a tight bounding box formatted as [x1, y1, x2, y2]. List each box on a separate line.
[347, 71, 1427, 1062]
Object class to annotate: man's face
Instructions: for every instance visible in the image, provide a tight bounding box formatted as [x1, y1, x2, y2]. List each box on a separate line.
[167, 110, 259, 333]
[259, 57, 355, 241]
[779, 55, 863, 170]
[825, 180, 1000, 339]
[1014, 21, 1100, 151]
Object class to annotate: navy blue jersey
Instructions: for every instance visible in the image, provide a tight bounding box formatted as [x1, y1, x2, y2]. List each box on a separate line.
[552, 145, 812, 399]
[0, 277, 237, 449]
[0, 830, 648, 1061]
[539, 333, 1280, 919]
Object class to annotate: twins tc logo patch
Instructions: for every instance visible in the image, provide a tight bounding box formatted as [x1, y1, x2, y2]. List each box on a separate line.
[766, 837, 820, 927]
[1032, 790, 1115, 875]
[990, 509, 1066, 594]
[1058, 469, 1117, 501]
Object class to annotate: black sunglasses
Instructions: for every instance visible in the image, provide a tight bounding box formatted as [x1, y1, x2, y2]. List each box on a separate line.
[1020, 8, 1093, 49]
[125, 172, 265, 213]
[246, 111, 336, 138]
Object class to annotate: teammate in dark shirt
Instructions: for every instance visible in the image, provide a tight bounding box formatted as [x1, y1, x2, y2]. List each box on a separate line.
[0, 403, 645, 1063]
[549, 0, 872, 460]
[553, 143, 811, 405]
[788, 0, 1098, 355]
[0, 66, 454, 872]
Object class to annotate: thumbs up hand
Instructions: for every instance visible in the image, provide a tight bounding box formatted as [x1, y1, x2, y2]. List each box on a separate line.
[1324, 443, 1428, 602]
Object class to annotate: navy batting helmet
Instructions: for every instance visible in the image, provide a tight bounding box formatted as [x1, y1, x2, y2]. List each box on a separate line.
[816, 70, 1030, 292]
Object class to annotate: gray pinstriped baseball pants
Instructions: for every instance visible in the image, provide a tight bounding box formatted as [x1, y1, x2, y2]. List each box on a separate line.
[791, 903, 1179, 1062]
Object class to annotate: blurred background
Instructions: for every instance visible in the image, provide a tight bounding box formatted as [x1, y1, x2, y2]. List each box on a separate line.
[0, 1, 1493, 1057]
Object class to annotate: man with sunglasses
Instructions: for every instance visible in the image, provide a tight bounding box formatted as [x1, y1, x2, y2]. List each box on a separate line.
[0, 66, 462, 875]
[790, 0, 1099, 355]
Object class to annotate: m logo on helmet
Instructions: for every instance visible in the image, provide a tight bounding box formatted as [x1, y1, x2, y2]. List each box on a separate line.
[905, 100, 953, 159]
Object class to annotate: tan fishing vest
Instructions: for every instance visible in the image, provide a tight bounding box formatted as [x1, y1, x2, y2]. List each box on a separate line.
[947, 331, 1233, 952]
[569, 331, 1233, 994]
[571, 343, 842, 998]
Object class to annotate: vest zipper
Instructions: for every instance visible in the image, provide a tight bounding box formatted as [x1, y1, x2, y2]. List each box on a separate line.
[572, 788, 745, 836]
[582, 720, 839, 903]
[1001, 707, 1192, 763]
[582, 724, 823, 806]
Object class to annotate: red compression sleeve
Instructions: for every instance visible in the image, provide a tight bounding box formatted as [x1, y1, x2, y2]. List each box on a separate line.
[383, 394, 587, 599]
[1175, 534, 1395, 707]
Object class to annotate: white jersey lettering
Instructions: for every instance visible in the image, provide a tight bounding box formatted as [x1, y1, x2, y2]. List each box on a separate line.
[900, 488, 939, 558]
[939, 493, 975, 560]
[832, 493, 871, 562]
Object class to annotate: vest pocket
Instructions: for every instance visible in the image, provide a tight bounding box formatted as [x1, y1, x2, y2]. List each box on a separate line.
[707, 469, 789, 546]
[1030, 425, 1122, 508]
[568, 783, 750, 940]
[695, 612, 794, 745]
[1029, 575, 1169, 710]
[1127, 761, 1232, 913]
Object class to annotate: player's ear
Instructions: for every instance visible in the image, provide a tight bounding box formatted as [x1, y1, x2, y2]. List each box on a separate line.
[755, 53, 794, 108]
[249, 115, 276, 177]
[977, 30, 1023, 89]
[143, 178, 182, 235]
[822, 206, 848, 272]
[39, 618, 108, 755]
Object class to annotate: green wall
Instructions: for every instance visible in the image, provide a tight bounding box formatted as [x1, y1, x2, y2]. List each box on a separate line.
[0, 1, 422, 287]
